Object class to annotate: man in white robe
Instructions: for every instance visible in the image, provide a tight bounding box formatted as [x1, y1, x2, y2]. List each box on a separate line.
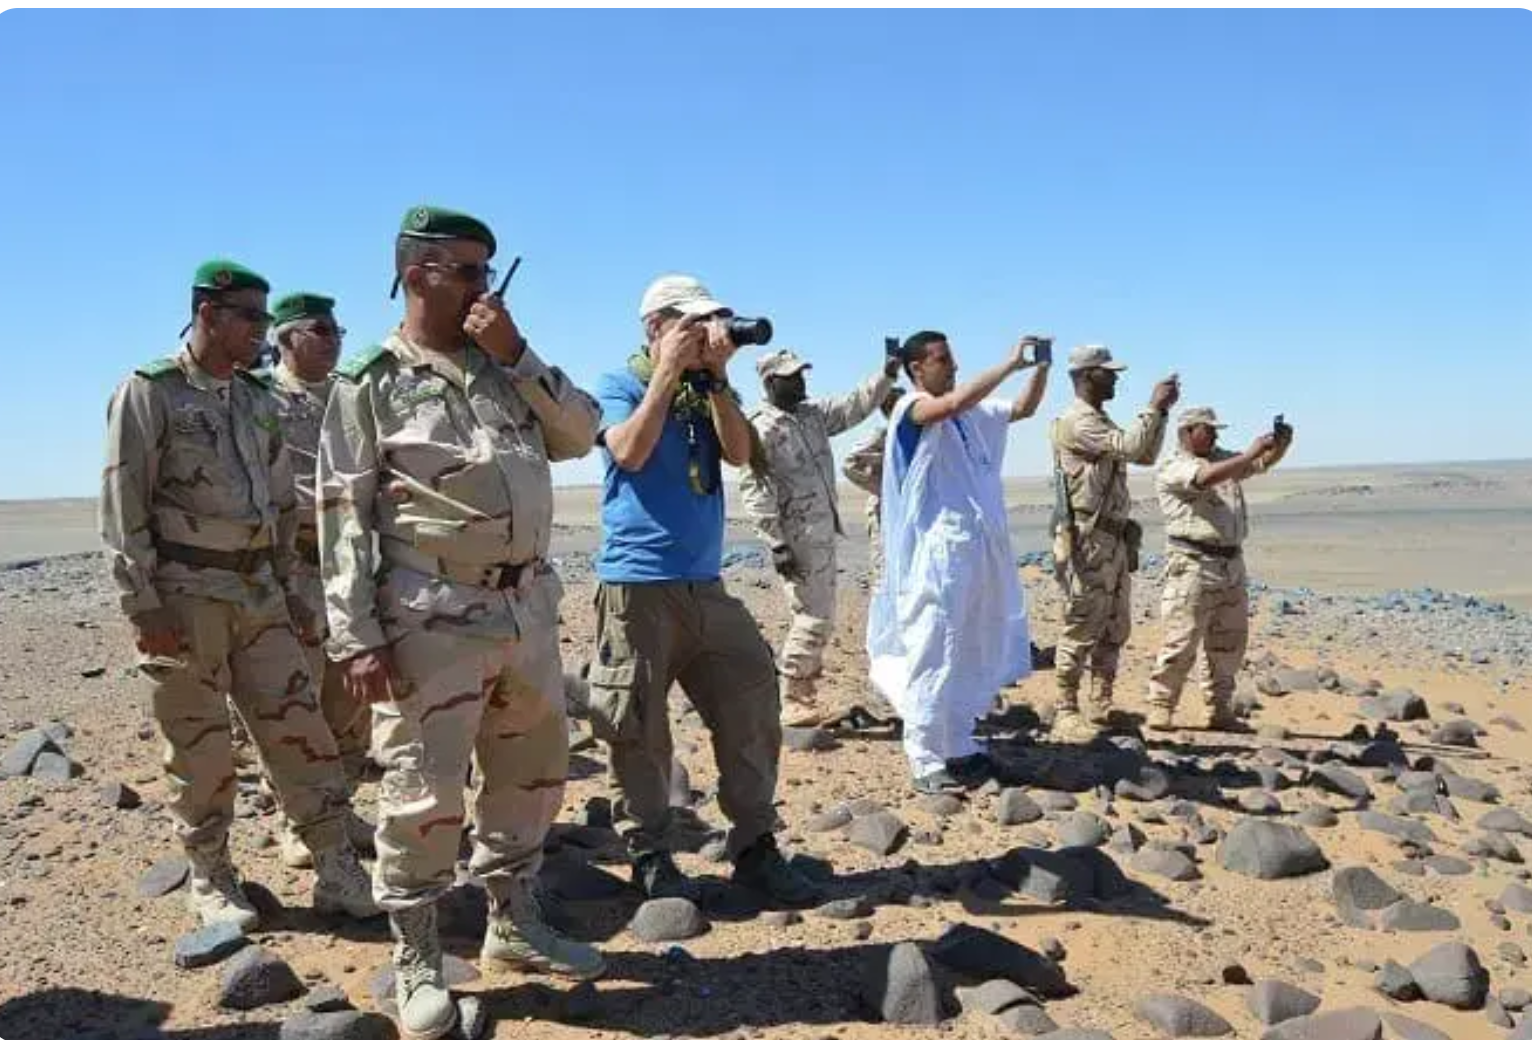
[867, 329, 1053, 793]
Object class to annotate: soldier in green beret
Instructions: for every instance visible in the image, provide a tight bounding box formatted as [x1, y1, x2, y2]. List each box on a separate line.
[318, 207, 604, 1039]
[99, 260, 380, 934]
[250, 292, 378, 869]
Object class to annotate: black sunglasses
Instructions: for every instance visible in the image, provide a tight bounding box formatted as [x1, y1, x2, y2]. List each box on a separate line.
[212, 303, 274, 326]
[419, 261, 496, 285]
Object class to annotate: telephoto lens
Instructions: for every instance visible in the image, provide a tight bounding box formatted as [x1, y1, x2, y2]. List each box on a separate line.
[725, 317, 773, 347]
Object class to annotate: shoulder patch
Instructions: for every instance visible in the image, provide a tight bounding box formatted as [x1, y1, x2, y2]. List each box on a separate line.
[334, 344, 389, 381]
[133, 357, 179, 380]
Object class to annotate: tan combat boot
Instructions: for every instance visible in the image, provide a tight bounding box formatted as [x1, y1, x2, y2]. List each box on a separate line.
[313, 842, 382, 919]
[1048, 707, 1102, 745]
[779, 675, 824, 729]
[1204, 699, 1246, 733]
[480, 880, 605, 981]
[1085, 676, 1116, 726]
[186, 845, 261, 933]
[390, 904, 457, 1040]
[1145, 703, 1176, 732]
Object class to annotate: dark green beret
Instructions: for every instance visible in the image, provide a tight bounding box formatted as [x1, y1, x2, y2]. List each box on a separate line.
[272, 292, 335, 327]
[397, 205, 497, 257]
[192, 258, 269, 293]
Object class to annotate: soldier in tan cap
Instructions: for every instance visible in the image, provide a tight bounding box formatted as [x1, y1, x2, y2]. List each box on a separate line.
[739, 347, 898, 727]
[317, 206, 604, 1040]
[1048, 344, 1179, 743]
[100, 259, 379, 934]
[253, 292, 375, 869]
[1145, 407, 1292, 731]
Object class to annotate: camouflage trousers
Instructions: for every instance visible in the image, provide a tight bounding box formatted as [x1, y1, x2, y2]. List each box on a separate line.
[1147, 550, 1249, 710]
[139, 587, 348, 856]
[371, 568, 568, 913]
[292, 565, 370, 784]
[1054, 528, 1133, 713]
[778, 536, 837, 682]
[586, 580, 781, 860]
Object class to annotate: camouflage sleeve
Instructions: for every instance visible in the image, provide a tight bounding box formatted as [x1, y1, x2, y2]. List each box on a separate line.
[99, 377, 166, 619]
[316, 377, 385, 659]
[841, 427, 885, 495]
[505, 344, 600, 462]
[739, 423, 786, 548]
[1064, 407, 1169, 466]
[1157, 454, 1204, 497]
[815, 371, 895, 437]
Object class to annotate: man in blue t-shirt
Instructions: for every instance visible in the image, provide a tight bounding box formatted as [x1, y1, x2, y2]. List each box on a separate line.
[585, 274, 818, 908]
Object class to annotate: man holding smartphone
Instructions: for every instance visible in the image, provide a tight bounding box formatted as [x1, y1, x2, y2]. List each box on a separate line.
[867, 330, 1052, 793]
[1145, 407, 1292, 731]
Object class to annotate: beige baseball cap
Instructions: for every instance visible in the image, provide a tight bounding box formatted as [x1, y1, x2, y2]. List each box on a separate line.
[1177, 406, 1227, 430]
[639, 274, 730, 320]
[1067, 343, 1127, 372]
[757, 349, 812, 381]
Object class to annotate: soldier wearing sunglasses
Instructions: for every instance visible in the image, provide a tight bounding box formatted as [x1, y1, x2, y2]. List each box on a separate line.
[245, 292, 376, 871]
[317, 206, 604, 1040]
[99, 260, 379, 935]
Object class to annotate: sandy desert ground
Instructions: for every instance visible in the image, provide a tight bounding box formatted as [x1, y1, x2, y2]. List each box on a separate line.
[2, 460, 1532, 1040]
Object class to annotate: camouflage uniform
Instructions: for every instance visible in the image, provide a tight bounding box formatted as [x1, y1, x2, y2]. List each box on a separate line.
[99, 348, 352, 862]
[258, 360, 368, 783]
[317, 329, 599, 915]
[1147, 429, 1284, 721]
[1050, 397, 1168, 722]
[739, 363, 892, 708]
[841, 425, 889, 586]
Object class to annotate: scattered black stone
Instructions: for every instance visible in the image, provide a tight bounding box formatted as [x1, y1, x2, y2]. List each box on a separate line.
[1407, 942, 1489, 1010]
[173, 921, 250, 969]
[929, 922, 1072, 998]
[1134, 993, 1233, 1036]
[1246, 979, 1320, 1024]
[1219, 819, 1329, 880]
[630, 898, 708, 943]
[218, 946, 305, 1010]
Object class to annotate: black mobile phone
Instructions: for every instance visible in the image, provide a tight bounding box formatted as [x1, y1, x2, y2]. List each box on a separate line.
[1034, 337, 1053, 365]
[884, 335, 901, 359]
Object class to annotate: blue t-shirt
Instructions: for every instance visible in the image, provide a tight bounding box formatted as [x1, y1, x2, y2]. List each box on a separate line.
[594, 369, 725, 583]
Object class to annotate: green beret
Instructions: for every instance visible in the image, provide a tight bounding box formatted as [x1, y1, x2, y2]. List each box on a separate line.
[397, 205, 497, 257]
[271, 292, 335, 327]
[192, 258, 269, 293]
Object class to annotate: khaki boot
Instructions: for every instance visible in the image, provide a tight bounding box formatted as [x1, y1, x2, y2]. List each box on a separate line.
[390, 904, 457, 1040]
[481, 880, 605, 981]
[1145, 703, 1176, 732]
[1204, 700, 1247, 733]
[313, 842, 382, 919]
[186, 846, 260, 933]
[278, 816, 313, 869]
[1049, 708, 1101, 745]
[1085, 676, 1116, 726]
[779, 675, 824, 729]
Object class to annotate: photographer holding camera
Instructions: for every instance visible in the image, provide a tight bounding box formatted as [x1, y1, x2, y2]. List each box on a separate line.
[1144, 407, 1292, 732]
[739, 345, 898, 729]
[586, 274, 819, 908]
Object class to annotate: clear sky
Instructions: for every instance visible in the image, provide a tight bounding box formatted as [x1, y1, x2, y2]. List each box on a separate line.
[0, 9, 1527, 499]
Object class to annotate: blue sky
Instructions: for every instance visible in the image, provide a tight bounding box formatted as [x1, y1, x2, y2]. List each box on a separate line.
[1, 9, 1528, 498]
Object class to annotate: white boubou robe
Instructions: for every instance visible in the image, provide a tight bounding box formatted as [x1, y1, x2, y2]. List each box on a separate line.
[866, 394, 1031, 778]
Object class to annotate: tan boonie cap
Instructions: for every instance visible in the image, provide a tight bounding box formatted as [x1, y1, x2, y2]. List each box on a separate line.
[639, 274, 730, 320]
[1178, 406, 1227, 430]
[1067, 343, 1127, 372]
[757, 348, 811, 381]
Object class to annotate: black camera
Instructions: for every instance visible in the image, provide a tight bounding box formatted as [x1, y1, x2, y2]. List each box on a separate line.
[885, 335, 901, 359]
[725, 316, 773, 347]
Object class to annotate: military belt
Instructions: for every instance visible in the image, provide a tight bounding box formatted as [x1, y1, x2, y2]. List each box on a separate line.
[1169, 536, 1242, 560]
[157, 541, 275, 574]
[382, 540, 544, 592]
